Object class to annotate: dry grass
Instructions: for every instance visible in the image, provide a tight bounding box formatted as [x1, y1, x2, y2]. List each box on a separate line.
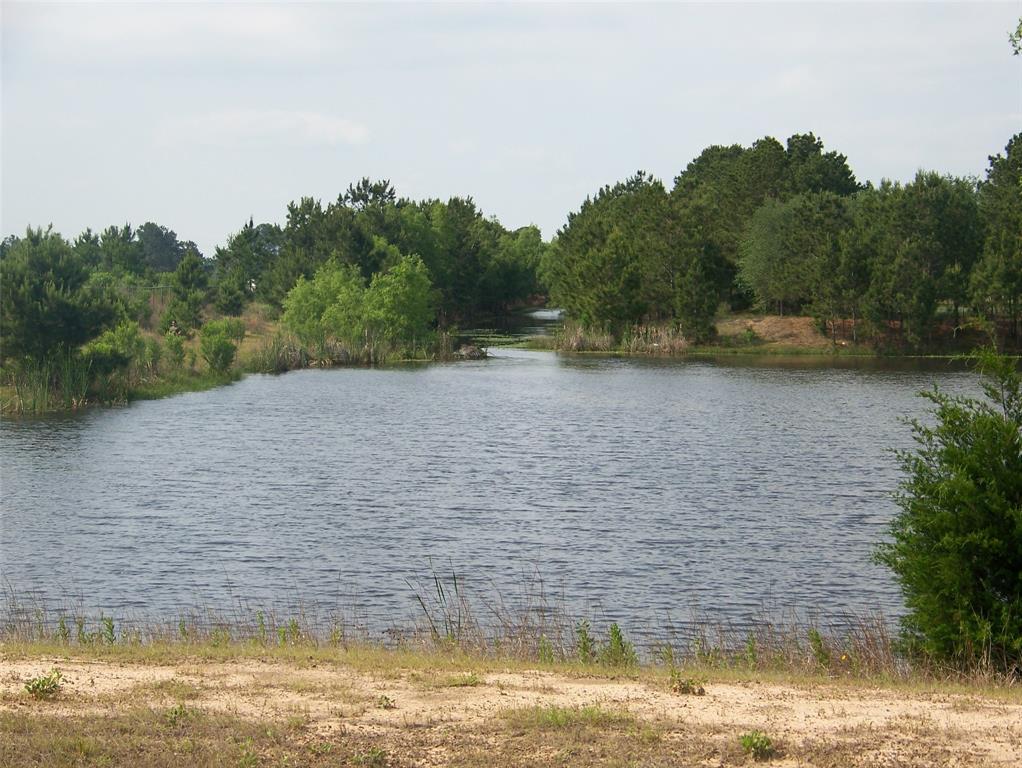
[1, 649, 1019, 768]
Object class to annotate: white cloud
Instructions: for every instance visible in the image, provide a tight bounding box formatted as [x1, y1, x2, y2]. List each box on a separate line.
[158, 110, 369, 148]
[5, 3, 330, 65]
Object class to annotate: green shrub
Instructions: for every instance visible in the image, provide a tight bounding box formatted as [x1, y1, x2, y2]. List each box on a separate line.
[24, 669, 63, 700]
[875, 351, 1022, 671]
[199, 325, 237, 374]
[600, 622, 638, 667]
[740, 730, 776, 761]
[575, 619, 596, 664]
[164, 331, 185, 368]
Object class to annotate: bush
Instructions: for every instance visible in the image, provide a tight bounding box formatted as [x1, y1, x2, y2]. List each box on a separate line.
[164, 332, 185, 369]
[24, 669, 63, 700]
[740, 730, 776, 761]
[875, 351, 1022, 671]
[199, 325, 237, 374]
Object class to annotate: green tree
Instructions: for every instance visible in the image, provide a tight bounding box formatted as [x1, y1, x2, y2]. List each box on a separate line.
[971, 133, 1022, 342]
[162, 249, 209, 331]
[137, 221, 192, 273]
[0, 227, 117, 362]
[875, 353, 1022, 670]
[364, 254, 436, 351]
[199, 321, 237, 374]
[281, 260, 366, 352]
[98, 224, 146, 276]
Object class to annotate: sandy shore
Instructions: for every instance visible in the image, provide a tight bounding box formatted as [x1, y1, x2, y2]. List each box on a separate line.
[2, 654, 1019, 767]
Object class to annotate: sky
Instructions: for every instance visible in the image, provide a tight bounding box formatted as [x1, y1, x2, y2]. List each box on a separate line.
[2, 2, 1020, 256]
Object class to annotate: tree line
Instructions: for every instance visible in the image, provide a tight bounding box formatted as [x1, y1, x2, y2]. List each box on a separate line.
[0, 183, 546, 409]
[2, 131, 1020, 409]
[542, 132, 1021, 349]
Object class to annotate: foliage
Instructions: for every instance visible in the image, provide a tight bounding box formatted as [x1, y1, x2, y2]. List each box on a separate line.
[161, 249, 209, 332]
[668, 669, 706, 695]
[971, 133, 1022, 342]
[82, 321, 145, 378]
[164, 332, 185, 369]
[574, 620, 596, 664]
[364, 254, 436, 352]
[740, 730, 776, 761]
[199, 322, 237, 374]
[875, 351, 1022, 671]
[0, 227, 117, 362]
[281, 255, 436, 360]
[599, 623, 637, 667]
[24, 669, 63, 700]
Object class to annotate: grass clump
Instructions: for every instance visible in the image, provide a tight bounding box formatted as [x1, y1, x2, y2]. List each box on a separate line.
[740, 730, 777, 761]
[24, 669, 63, 700]
[438, 672, 482, 688]
[504, 704, 635, 730]
[669, 668, 706, 695]
[354, 746, 389, 767]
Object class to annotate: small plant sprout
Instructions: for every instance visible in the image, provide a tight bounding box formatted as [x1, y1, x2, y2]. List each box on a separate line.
[24, 669, 63, 700]
[376, 694, 396, 710]
[740, 730, 776, 761]
[669, 668, 706, 696]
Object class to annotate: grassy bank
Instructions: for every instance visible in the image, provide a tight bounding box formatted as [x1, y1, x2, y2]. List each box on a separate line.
[4, 578, 1019, 767]
[0, 303, 458, 415]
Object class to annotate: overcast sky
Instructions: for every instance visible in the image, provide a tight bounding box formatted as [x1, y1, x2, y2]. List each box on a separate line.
[2, 2, 1020, 255]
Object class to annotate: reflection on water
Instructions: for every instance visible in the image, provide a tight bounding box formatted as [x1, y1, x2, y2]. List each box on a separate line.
[0, 344, 980, 640]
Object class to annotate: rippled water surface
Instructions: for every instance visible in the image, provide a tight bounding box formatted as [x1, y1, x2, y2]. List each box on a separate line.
[0, 348, 978, 638]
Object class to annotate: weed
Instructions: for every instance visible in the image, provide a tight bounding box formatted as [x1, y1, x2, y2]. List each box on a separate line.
[745, 634, 758, 667]
[24, 669, 63, 700]
[256, 611, 267, 645]
[164, 703, 194, 727]
[354, 746, 389, 767]
[669, 668, 706, 696]
[440, 672, 481, 687]
[575, 620, 596, 664]
[740, 730, 776, 761]
[237, 737, 259, 767]
[55, 616, 70, 644]
[808, 627, 831, 668]
[538, 634, 555, 664]
[600, 622, 637, 667]
[505, 704, 635, 730]
[376, 695, 396, 710]
[100, 615, 116, 645]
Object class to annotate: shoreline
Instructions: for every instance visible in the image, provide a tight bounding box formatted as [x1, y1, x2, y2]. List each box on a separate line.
[2, 310, 1011, 416]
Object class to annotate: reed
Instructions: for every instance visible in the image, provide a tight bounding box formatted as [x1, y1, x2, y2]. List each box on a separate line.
[4, 574, 1011, 685]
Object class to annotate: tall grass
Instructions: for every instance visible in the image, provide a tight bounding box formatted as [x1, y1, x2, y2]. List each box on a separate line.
[7, 570, 1007, 684]
[4, 352, 92, 414]
[621, 324, 690, 355]
[554, 321, 614, 352]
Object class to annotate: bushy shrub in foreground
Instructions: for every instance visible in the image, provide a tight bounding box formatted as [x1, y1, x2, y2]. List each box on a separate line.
[876, 351, 1022, 671]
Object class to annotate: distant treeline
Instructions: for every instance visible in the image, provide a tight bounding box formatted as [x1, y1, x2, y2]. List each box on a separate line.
[1, 130, 1020, 408]
[543, 132, 1021, 349]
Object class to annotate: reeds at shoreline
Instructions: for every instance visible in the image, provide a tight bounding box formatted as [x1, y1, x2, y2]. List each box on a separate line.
[2, 573, 1012, 686]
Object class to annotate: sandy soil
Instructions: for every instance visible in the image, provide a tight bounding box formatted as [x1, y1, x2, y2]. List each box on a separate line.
[716, 315, 836, 350]
[2, 657, 1019, 767]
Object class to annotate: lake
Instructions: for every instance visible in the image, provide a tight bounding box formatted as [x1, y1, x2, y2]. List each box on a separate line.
[0, 337, 980, 645]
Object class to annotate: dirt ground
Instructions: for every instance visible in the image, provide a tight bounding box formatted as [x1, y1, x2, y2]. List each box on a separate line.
[2, 656, 1020, 767]
[716, 315, 836, 350]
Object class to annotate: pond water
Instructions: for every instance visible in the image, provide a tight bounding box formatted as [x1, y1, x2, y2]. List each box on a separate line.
[0, 321, 980, 643]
